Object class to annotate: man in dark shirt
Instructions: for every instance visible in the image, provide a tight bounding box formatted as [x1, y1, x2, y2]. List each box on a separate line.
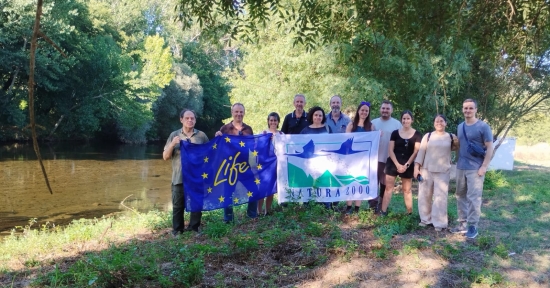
[281, 94, 309, 134]
[215, 103, 257, 223]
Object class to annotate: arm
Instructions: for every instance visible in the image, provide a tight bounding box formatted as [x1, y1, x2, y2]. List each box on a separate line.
[413, 135, 428, 177]
[451, 133, 459, 151]
[388, 140, 403, 171]
[163, 135, 180, 161]
[478, 140, 494, 176]
[345, 122, 353, 133]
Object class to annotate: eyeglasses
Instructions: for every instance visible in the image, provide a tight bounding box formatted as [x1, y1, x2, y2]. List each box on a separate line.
[360, 101, 371, 107]
[238, 130, 243, 136]
[186, 138, 191, 143]
[404, 139, 409, 147]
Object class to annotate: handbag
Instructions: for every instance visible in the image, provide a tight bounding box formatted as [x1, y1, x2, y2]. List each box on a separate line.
[462, 123, 486, 158]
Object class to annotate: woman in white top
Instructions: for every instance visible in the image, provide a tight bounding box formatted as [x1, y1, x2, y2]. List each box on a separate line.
[414, 114, 459, 231]
[258, 112, 283, 215]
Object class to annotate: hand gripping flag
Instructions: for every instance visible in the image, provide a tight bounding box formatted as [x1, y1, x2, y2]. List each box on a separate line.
[181, 133, 277, 212]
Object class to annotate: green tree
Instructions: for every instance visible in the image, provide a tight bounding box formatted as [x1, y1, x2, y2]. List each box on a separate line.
[152, 63, 204, 138]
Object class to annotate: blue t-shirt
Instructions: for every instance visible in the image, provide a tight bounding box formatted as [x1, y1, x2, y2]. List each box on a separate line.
[457, 120, 493, 170]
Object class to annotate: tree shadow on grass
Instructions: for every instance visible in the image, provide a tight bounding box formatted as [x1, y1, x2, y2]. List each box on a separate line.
[1, 168, 549, 287]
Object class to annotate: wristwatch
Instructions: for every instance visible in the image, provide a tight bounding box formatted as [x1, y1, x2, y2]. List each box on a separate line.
[405, 163, 410, 168]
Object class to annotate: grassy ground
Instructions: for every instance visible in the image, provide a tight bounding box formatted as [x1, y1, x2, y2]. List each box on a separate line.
[0, 161, 549, 287]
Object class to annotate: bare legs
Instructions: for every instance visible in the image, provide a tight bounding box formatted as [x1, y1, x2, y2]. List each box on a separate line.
[380, 176, 413, 214]
[258, 195, 274, 215]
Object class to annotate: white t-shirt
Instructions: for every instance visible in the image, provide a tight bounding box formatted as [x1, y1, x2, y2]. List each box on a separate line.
[372, 117, 402, 162]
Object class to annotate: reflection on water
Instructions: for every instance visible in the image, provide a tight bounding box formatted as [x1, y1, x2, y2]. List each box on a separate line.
[0, 142, 172, 235]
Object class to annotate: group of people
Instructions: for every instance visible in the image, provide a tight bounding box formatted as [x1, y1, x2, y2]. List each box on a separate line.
[164, 95, 493, 240]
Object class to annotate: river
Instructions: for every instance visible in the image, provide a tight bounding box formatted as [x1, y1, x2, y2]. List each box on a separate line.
[0, 142, 172, 236]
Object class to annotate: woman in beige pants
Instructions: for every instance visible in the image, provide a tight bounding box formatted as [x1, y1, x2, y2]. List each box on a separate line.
[414, 114, 459, 231]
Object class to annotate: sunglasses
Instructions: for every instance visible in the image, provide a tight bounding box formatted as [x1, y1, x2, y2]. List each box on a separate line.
[404, 139, 409, 147]
[360, 101, 371, 107]
[186, 138, 191, 143]
[238, 130, 243, 136]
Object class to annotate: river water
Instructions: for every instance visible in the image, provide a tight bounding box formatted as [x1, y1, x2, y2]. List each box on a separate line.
[0, 142, 172, 236]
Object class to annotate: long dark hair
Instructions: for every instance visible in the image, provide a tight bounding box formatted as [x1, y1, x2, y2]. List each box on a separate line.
[351, 102, 372, 132]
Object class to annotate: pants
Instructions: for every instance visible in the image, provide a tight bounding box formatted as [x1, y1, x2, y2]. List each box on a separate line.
[172, 184, 202, 232]
[418, 169, 450, 228]
[224, 201, 258, 222]
[368, 161, 387, 209]
[455, 169, 485, 226]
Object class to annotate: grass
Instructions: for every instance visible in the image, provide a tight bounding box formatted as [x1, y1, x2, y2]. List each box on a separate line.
[0, 163, 549, 287]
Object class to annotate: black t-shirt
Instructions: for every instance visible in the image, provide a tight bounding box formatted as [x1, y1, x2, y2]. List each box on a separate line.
[390, 130, 422, 162]
[281, 111, 309, 134]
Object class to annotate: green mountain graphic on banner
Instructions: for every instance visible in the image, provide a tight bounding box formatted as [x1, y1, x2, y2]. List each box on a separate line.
[288, 163, 370, 188]
[288, 163, 314, 187]
[335, 175, 370, 185]
[314, 170, 342, 187]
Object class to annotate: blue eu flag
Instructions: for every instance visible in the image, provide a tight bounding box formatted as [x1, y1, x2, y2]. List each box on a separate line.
[181, 133, 277, 212]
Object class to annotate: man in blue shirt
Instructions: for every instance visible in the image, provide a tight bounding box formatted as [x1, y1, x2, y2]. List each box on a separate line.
[450, 99, 494, 239]
[325, 95, 351, 134]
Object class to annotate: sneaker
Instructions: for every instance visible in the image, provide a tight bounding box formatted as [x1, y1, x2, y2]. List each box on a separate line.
[345, 206, 353, 215]
[418, 222, 433, 227]
[379, 210, 388, 217]
[435, 227, 445, 232]
[450, 222, 468, 234]
[465, 225, 478, 239]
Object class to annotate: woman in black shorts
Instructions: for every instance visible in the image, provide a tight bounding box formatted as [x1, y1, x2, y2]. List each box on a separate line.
[379, 110, 422, 215]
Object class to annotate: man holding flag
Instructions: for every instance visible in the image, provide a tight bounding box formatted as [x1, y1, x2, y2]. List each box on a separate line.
[163, 109, 209, 235]
[215, 103, 259, 223]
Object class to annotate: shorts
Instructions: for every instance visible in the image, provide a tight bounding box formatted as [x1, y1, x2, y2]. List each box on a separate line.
[384, 157, 414, 179]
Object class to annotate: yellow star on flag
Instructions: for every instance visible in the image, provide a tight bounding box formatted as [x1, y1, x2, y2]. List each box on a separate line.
[207, 187, 212, 193]
[202, 172, 208, 179]
[218, 196, 225, 202]
[233, 197, 239, 204]
[255, 178, 260, 185]
[257, 164, 262, 170]
[204, 156, 209, 163]
[239, 141, 245, 147]
[247, 191, 253, 197]
[225, 137, 231, 143]
[212, 143, 217, 149]
[252, 150, 258, 156]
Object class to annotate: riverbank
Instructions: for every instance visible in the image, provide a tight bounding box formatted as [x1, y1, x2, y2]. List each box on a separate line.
[1, 162, 549, 287]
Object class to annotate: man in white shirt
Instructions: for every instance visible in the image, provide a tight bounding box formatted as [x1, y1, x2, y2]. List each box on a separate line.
[371, 100, 402, 212]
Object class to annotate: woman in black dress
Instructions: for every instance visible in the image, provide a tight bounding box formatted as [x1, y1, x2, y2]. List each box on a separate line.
[379, 110, 422, 215]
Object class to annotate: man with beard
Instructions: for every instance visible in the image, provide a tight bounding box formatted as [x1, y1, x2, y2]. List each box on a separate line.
[371, 100, 402, 212]
[281, 94, 309, 134]
[325, 95, 351, 134]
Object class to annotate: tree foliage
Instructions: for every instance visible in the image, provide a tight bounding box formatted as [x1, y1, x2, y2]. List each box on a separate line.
[179, 0, 550, 143]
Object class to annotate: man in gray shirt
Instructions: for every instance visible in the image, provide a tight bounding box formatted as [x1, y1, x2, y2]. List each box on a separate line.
[325, 95, 350, 134]
[371, 100, 402, 212]
[163, 109, 209, 236]
[451, 99, 494, 239]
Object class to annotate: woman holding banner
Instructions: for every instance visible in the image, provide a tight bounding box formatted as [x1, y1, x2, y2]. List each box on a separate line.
[258, 112, 283, 216]
[344, 101, 376, 214]
[379, 110, 422, 216]
[414, 114, 458, 231]
[300, 106, 333, 209]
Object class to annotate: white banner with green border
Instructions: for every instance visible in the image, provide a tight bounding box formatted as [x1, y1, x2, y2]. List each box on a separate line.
[274, 132, 380, 203]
